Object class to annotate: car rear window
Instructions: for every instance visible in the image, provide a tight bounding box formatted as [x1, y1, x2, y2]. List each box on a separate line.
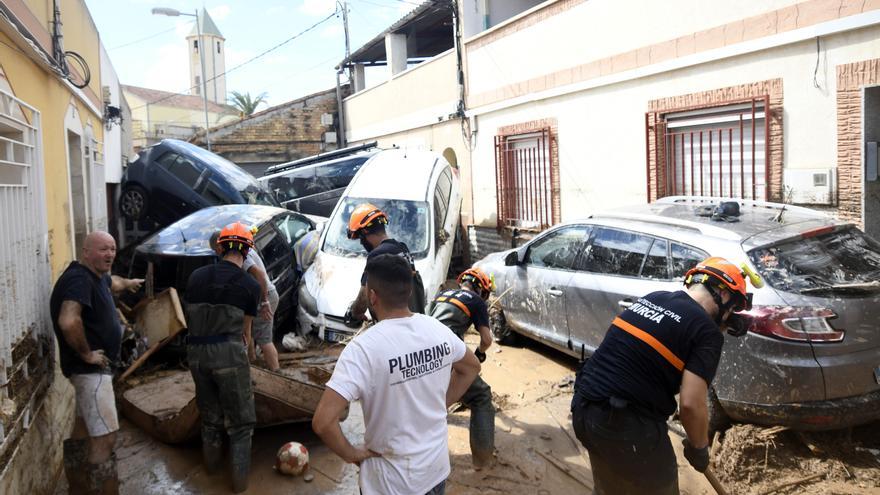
[749, 227, 880, 293]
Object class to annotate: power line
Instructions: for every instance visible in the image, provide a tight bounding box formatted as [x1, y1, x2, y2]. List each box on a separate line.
[131, 10, 339, 111]
[109, 24, 183, 50]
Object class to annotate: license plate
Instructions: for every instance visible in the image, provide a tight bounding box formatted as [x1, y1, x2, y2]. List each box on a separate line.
[874, 365, 880, 385]
[324, 330, 346, 343]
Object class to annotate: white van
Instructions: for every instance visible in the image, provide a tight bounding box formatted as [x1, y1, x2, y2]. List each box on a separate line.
[297, 149, 461, 342]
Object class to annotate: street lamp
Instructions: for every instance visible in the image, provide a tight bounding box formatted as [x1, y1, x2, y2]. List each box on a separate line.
[152, 7, 212, 151]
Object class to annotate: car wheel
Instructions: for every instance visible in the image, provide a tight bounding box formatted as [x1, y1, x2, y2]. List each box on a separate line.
[489, 305, 519, 345]
[708, 387, 731, 434]
[120, 185, 148, 220]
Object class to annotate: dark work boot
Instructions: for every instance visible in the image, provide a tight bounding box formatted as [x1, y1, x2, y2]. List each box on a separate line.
[86, 453, 120, 495]
[230, 437, 252, 493]
[63, 438, 90, 494]
[470, 408, 496, 469]
[201, 429, 224, 474]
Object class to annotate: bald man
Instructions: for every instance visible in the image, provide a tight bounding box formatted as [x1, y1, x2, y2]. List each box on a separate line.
[50, 231, 143, 495]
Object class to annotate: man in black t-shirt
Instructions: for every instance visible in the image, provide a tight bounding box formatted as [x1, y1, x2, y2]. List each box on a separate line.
[184, 221, 261, 493]
[428, 267, 496, 468]
[346, 203, 426, 322]
[50, 231, 143, 494]
[571, 257, 757, 494]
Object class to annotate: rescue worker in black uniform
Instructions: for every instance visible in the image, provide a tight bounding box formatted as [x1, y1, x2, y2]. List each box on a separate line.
[428, 267, 496, 469]
[571, 257, 759, 494]
[347, 203, 426, 324]
[184, 222, 262, 493]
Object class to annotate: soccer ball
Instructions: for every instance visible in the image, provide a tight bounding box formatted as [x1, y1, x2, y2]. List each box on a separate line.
[275, 442, 309, 476]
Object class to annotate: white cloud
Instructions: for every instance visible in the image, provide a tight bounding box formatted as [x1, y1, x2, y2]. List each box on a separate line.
[319, 23, 343, 39]
[141, 43, 189, 93]
[175, 19, 194, 38]
[224, 46, 255, 68]
[208, 5, 231, 21]
[266, 5, 288, 16]
[299, 0, 336, 17]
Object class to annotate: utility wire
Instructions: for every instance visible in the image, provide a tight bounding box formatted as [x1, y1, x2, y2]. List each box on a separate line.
[109, 25, 183, 50]
[130, 10, 339, 111]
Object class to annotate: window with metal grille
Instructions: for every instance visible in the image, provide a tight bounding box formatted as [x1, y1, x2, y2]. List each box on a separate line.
[494, 128, 555, 231]
[651, 97, 769, 200]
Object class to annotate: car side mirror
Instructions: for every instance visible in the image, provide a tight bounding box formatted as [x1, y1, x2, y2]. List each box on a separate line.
[436, 229, 450, 247]
[315, 220, 327, 234]
[504, 249, 526, 266]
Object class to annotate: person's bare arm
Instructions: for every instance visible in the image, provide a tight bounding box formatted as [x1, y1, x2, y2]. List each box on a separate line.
[58, 300, 109, 367]
[476, 324, 493, 353]
[312, 388, 379, 465]
[679, 370, 710, 449]
[351, 285, 369, 319]
[110, 275, 144, 295]
[247, 265, 274, 320]
[243, 315, 255, 361]
[447, 349, 481, 407]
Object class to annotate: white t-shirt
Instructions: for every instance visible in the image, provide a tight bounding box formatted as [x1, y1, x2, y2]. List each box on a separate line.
[243, 249, 277, 295]
[326, 313, 467, 495]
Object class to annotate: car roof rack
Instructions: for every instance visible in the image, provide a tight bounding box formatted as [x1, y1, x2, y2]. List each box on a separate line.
[263, 141, 379, 175]
[588, 211, 742, 240]
[656, 196, 829, 218]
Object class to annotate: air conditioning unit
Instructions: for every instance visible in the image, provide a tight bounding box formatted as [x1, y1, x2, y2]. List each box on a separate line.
[783, 168, 836, 205]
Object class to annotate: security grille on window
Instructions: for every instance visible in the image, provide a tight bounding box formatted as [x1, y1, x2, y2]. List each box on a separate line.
[657, 98, 768, 200]
[494, 128, 555, 230]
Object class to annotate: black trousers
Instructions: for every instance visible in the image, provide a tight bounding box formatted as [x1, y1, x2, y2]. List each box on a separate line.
[571, 395, 679, 495]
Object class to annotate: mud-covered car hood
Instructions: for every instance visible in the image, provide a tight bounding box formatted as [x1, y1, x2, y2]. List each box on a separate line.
[302, 251, 366, 318]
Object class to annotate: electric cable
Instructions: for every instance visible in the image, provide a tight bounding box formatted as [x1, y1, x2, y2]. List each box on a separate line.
[109, 25, 182, 50]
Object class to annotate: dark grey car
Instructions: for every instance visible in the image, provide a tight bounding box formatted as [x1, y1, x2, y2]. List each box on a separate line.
[477, 196, 880, 431]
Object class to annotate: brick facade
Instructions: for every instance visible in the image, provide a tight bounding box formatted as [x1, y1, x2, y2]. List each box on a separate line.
[836, 58, 880, 225]
[495, 118, 561, 229]
[646, 78, 784, 203]
[191, 87, 344, 175]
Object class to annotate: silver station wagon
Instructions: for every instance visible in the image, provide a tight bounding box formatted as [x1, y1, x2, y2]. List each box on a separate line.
[477, 196, 880, 431]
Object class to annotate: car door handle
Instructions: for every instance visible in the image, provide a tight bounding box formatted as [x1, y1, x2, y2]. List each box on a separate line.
[547, 288, 563, 297]
[618, 299, 634, 309]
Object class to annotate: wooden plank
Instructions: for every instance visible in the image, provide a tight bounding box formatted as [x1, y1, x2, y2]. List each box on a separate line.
[119, 371, 199, 444]
[133, 288, 186, 349]
[250, 365, 326, 416]
[118, 290, 188, 383]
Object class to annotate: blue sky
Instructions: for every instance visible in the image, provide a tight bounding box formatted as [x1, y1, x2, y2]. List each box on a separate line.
[86, 0, 418, 106]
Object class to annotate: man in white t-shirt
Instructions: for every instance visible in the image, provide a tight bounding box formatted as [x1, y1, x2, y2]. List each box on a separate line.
[313, 254, 481, 495]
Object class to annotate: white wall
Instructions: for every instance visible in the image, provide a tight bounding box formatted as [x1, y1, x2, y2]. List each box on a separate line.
[100, 44, 123, 184]
[468, 25, 880, 226]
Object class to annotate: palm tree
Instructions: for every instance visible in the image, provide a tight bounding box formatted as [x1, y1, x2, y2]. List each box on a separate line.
[228, 91, 267, 117]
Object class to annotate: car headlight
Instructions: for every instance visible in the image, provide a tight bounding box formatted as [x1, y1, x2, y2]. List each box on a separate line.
[298, 283, 319, 316]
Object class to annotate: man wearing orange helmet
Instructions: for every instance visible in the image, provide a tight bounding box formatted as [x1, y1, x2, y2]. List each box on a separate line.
[571, 257, 755, 495]
[428, 267, 497, 468]
[346, 203, 426, 322]
[184, 222, 262, 493]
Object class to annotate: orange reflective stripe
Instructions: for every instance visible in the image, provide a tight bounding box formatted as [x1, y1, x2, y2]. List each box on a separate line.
[437, 296, 472, 318]
[612, 317, 685, 372]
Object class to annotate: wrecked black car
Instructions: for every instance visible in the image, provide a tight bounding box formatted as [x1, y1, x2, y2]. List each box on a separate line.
[129, 204, 321, 335]
[120, 139, 278, 228]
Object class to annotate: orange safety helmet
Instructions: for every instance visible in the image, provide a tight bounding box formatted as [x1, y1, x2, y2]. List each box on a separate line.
[218, 221, 255, 253]
[684, 257, 752, 311]
[347, 203, 388, 239]
[458, 267, 495, 299]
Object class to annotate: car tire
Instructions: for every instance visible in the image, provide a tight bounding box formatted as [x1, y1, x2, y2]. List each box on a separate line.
[489, 305, 519, 345]
[708, 387, 731, 434]
[120, 185, 148, 220]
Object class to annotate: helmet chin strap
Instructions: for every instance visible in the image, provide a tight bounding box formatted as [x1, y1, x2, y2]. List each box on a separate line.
[703, 282, 735, 326]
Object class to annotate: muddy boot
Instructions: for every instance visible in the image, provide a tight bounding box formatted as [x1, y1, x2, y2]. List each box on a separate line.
[470, 408, 496, 469]
[201, 429, 224, 474]
[230, 437, 252, 493]
[63, 438, 90, 494]
[86, 453, 119, 495]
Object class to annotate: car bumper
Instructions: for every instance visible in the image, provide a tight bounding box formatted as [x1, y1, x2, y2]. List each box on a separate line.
[721, 388, 880, 431]
[296, 307, 356, 343]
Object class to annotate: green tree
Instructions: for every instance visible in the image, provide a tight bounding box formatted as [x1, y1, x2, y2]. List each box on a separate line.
[228, 91, 267, 117]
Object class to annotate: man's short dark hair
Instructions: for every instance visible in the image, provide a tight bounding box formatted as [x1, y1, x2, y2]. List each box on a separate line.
[365, 254, 412, 307]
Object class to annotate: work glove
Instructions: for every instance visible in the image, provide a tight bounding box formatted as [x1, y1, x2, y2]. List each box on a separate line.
[682, 438, 710, 472]
[474, 348, 487, 363]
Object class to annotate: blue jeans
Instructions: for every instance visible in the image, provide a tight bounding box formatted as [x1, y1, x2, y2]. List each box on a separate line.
[425, 480, 446, 495]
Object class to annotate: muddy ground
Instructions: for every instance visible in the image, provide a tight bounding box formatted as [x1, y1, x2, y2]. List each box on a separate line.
[54, 333, 880, 494]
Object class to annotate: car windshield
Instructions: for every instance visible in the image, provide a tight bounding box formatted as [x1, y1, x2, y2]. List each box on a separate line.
[749, 227, 880, 294]
[323, 197, 429, 259]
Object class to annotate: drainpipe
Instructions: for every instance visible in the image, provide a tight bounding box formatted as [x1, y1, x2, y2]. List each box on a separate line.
[335, 70, 347, 148]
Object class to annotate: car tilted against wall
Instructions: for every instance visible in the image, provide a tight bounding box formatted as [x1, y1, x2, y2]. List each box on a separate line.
[129, 204, 320, 335]
[297, 149, 461, 343]
[477, 196, 880, 431]
[120, 139, 277, 228]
